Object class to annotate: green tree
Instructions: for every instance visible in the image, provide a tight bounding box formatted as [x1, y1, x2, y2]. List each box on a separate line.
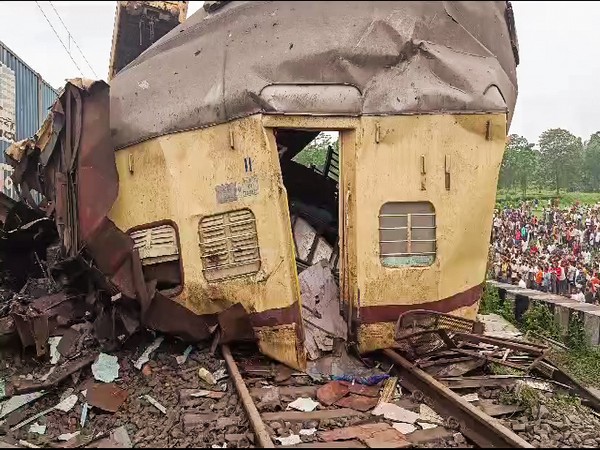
[293, 132, 338, 171]
[583, 132, 600, 191]
[500, 134, 538, 195]
[538, 128, 583, 195]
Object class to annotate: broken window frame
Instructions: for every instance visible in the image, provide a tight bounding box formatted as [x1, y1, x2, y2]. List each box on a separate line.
[127, 219, 184, 297]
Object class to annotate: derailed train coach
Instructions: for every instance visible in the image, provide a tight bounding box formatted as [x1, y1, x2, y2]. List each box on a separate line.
[9, 1, 519, 370]
[108, 1, 519, 369]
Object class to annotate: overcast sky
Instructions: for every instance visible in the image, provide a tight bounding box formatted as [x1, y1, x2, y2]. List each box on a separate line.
[1, 1, 598, 143]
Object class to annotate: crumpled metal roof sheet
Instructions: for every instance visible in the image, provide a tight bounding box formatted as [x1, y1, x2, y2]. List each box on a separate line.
[110, 1, 519, 150]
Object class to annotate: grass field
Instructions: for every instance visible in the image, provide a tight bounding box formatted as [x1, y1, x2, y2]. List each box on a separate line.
[496, 190, 600, 209]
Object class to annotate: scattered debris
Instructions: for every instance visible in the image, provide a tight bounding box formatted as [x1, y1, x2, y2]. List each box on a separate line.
[417, 422, 437, 430]
[92, 353, 120, 383]
[80, 402, 89, 427]
[299, 428, 317, 436]
[87, 426, 132, 448]
[190, 390, 226, 399]
[317, 381, 349, 406]
[516, 379, 553, 392]
[58, 432, 80, 441]
[213, 368, 228, 382]
[175, 345, 193, 365]
[461, 393, 479, 402]
[198, 367, 217, 385]
[392, 423, 417, 435]
[39, 366, 56, 383]
[275, 435, 301, 446]
[11, 393, 78, 431]
[18, 440, 39, 449]
[134, 336, 164, 370]
[378, 377, 398, 405]
[372, 402, 419, 424]
[334, 394, 379, 412]
[142, 394, 167, 414]
[87, 383, 127, 412]
[48, 336, 62, 365]
[28, 423, 46, 435]
[0, 392, 46, 419]
[55, 394, 78, 412]
[419, 404, 444, 425]
[318, 422, 410, 447]
[287, 397, 319, 412]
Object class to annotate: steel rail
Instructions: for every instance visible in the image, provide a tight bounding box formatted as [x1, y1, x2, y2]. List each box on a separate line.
[383, 349, 534, 448]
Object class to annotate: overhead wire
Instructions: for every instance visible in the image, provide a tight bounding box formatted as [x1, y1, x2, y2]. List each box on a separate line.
[34, 0, 84, 77]
[47, 1, 99, 78]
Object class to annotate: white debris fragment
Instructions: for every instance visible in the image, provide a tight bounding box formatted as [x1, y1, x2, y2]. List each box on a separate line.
[371, 402, 419, 424]
[39, 366, 56, 382]
[143, 395, 167, 414]
[58, 431, 80, 441]
[138, 80, 150, 90]
[211, 444, 227, 449]
[190, 390, 212, 398]
[134, 336, 164, 370]
[80, 403, 89, 428]
[392, 423, 417, 435]
[275, 435, 302, 446]
[55, 395, 78, 413]
[92, 353, 120, 383]
[461, 393, 479, 403]
[299, 428, 317, 436]
[418, 422, 437, 430]
[28, 422, 46, 435]
[287, 397, 319, 412]
[419, 404, 444, 425]
[213, 368, 228, 382]
[48, 337, 62, 365]
[394, 385, 403, 400]
[18, 440, 39, 449]
[517, 379, 553, 392]
[175, 345, 194, 365]
[198, 368, 217, 385]
[0, 392, 46, 419]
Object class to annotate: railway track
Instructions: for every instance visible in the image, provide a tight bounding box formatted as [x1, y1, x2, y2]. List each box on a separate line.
[221, 344, 536, 448]
[217, 309, 600, 449]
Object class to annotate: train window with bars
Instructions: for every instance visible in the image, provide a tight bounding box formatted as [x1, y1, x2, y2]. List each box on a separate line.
[379, 202, 436, 267]
[129, 223, 182, 295]
[198, 209, 261, 281]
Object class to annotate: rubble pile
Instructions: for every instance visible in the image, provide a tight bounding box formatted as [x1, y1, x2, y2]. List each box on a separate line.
[0, 334, 256, 448]
[490, 385, 600, 448]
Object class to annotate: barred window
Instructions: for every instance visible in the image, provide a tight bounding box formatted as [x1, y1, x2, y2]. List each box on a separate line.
[379, 202, 436, 267]
[199, 209, 261, 281]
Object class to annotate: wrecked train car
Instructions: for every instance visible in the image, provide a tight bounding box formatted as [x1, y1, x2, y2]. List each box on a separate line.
[108, 1, 519, 369]
[9, 1, 519, 371]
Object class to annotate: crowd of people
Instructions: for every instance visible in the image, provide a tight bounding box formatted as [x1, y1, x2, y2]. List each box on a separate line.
[490, 199, 600, 304]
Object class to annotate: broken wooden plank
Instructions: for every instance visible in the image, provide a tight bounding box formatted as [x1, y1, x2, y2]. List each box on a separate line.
[262, 408, 365, 422]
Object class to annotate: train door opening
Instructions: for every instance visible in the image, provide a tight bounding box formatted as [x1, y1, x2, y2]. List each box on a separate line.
[273, 128, 347, 360]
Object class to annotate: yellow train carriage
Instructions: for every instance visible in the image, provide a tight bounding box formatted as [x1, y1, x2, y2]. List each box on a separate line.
[109, 1, 519, 369]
